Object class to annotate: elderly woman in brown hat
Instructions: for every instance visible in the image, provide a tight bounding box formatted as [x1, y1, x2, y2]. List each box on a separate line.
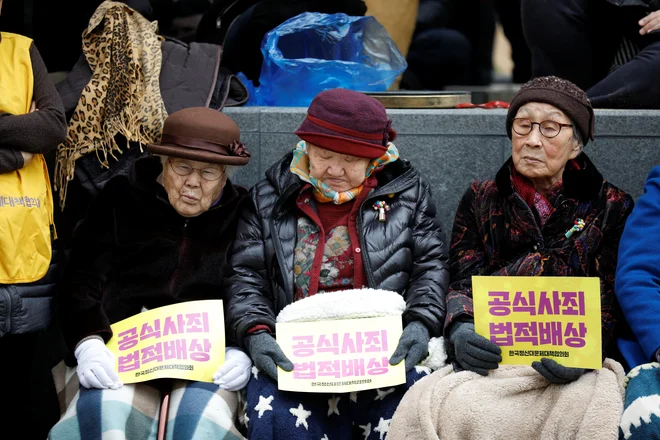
[387, 77, 635, 440]
[225, 88, 449, 439]
[49, 107, 252, 439]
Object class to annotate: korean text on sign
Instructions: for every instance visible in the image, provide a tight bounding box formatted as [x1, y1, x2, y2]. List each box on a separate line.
[276, 316, 406, 393]
[472, 276, 601, 369]
[106, 300, 225, 384]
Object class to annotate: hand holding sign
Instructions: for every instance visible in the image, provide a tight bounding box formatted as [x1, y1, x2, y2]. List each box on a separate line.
[449, 322, 502, 376]
[75, 338, 122, 390]
[389, 321, 430, 371]
[213, 347, 252, 391]
[247, 333, 294, 381]
[532, 357, 586, 384]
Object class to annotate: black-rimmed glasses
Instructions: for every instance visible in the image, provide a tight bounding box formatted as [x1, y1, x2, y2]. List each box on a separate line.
[512, 118, 573, 139]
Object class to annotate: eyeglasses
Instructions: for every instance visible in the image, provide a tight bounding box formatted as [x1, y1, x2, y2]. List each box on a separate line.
[512, 118, 573, 139]
[168, 159, 224, 181]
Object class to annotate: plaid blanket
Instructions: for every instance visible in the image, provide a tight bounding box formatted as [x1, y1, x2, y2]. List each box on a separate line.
[48, 361, 245, 439]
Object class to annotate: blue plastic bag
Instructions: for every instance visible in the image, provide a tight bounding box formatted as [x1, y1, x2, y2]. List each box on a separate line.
[239, 12, 407, 106]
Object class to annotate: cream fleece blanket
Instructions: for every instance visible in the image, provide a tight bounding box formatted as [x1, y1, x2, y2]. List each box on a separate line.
[388, 358, 625, 440]
[276, 288, 447, 370]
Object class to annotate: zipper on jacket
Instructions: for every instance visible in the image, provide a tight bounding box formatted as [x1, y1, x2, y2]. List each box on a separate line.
[356, 190, 376, 288]
[168, 219, 189, 296]
[1, 289, 11, 334]
[355, 170, 417, 288]
[269, 216, 289, 310]
[269, 184, 302, 306]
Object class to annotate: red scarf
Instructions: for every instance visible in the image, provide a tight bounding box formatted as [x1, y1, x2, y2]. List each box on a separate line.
[511, 160, 580, 227]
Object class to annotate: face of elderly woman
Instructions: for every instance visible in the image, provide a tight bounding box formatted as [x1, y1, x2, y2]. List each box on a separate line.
[307, 143, 371, 192]
[512, 102, 581, 188]
[163, 157, 227, 217]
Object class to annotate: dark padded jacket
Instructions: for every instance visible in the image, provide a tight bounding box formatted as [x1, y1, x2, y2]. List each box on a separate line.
[57, 156, 249, 352]
[225, 152, 450, 346]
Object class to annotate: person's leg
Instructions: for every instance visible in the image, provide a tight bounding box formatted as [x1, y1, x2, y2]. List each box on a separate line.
[0, 333, 37, 433]
[521, 0, 620, 90]
[448, 0, 496, 85]
[165, 380, 244, 440]
[349, 368, 430, 440]
[48, 375, 160, 440]
[404, 28, 473, 89]
[588, 38, 660, 108]
[494, 0, 532, 83]
[246, 373, 349, 439]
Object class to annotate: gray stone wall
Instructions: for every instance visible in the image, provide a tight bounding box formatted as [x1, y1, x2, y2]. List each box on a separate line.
[225, 107, 660, 235]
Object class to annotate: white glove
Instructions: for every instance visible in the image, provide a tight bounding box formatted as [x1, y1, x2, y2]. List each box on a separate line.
[74, 338, 123, 390]
[213, 347, 252, 391]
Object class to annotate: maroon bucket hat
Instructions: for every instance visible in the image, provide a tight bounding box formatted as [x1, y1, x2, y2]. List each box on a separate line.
[147, 107, 250, 166]
[295, 88, 396, 159]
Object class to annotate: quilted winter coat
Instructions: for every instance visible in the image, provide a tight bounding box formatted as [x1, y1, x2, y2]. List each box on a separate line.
[225, 152, 450, 346]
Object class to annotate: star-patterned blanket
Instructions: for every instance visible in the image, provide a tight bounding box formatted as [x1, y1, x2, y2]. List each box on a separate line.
[245, 367, 430, 440]
[244, 287, 439, 439]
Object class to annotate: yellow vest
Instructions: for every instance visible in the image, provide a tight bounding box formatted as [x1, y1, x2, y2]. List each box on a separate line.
[0, 32, 55, 283]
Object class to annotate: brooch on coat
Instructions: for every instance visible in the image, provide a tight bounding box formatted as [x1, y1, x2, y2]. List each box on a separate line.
[373, 200, 390, 222]
[564, 218, 585, 238]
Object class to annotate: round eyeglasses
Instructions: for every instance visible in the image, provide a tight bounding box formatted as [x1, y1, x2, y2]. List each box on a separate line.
[168, 160, 224, 181]
[512, 118, 573, 139]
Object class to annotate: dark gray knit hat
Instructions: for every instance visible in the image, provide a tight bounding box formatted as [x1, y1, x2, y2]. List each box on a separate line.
[506, 76, 595, 145]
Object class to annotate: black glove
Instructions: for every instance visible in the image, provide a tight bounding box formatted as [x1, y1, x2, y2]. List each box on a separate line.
[389, 321, 430, 371]
[246, 333, 294, 381]
[448, 321, 502, 376]
[532, 357, 586, 384]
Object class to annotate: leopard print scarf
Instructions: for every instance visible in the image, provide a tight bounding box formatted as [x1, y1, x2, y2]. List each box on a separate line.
[55, 1, 167, 209]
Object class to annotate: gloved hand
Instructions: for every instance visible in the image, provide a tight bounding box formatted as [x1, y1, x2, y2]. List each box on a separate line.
[389, 321, 430, 371]
[246, 333, 294, 381]
[74, 338, 122, 390]
[532, 357, 586, 384]
[448, 321, 502, 376]
[213, 347, 252, 391]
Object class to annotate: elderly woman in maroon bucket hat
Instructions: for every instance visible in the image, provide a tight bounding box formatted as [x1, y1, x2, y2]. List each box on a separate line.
[225, 88, 449, 439]
[50, 108, 253, 439]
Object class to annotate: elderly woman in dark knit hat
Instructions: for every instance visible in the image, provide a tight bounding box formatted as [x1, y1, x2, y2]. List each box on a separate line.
[387, 77, 635, 440]
[225, 88, 449, 439]
[49, 107, 252, 439]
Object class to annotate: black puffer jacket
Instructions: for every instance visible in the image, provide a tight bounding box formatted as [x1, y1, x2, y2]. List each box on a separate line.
[225, 152, 449, 346]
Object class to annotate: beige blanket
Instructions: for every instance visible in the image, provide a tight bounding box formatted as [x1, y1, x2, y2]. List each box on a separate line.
[388, 359, 625, 440]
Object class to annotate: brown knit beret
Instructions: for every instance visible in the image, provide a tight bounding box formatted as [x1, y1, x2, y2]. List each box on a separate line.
[506, 76, 595, 145]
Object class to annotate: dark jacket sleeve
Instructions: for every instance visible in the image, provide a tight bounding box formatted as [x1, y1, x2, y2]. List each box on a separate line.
[225, 185, 278, 348]
[445, 183, 488, 328]
[402, 175, 449, 337]
[0, 149, 24, 174]
[444, 183, 543, 328]
[615, 166, 660, 362]
[57, 182, 118, 352]
[0, 43, 67, 154]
